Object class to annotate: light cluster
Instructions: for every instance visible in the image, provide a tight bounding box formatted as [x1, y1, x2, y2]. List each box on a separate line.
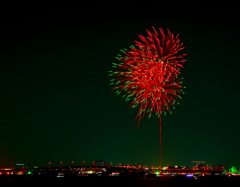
[109, 27, 186, 127]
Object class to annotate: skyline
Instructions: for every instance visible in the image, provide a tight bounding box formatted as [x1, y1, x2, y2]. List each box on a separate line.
[0, 4, 240, 168]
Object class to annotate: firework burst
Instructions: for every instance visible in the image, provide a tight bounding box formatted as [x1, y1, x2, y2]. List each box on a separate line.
[110, 27, 186, 125]
[109, 27, 187, 166]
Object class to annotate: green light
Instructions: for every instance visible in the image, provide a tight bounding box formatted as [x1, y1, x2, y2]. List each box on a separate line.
[229, 166, 238, 173]
[16, 163, 24, 166]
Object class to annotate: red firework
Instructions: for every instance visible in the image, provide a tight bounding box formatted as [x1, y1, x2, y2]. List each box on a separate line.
[111, 60, 183, 127]
[135, 27, 186, 71]
[109, 27, 186, 166]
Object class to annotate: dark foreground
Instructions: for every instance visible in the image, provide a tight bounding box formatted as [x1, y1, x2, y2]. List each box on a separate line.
[1, 175, 240, 186]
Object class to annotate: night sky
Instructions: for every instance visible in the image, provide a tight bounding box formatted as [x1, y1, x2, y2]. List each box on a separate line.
[0, 3, 240, 168]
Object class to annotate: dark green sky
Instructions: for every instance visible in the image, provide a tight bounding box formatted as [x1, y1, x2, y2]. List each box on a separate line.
[0, 3, 240, 168]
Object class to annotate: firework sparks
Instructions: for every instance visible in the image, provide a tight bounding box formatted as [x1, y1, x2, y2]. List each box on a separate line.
[109, 27, 187, 166]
